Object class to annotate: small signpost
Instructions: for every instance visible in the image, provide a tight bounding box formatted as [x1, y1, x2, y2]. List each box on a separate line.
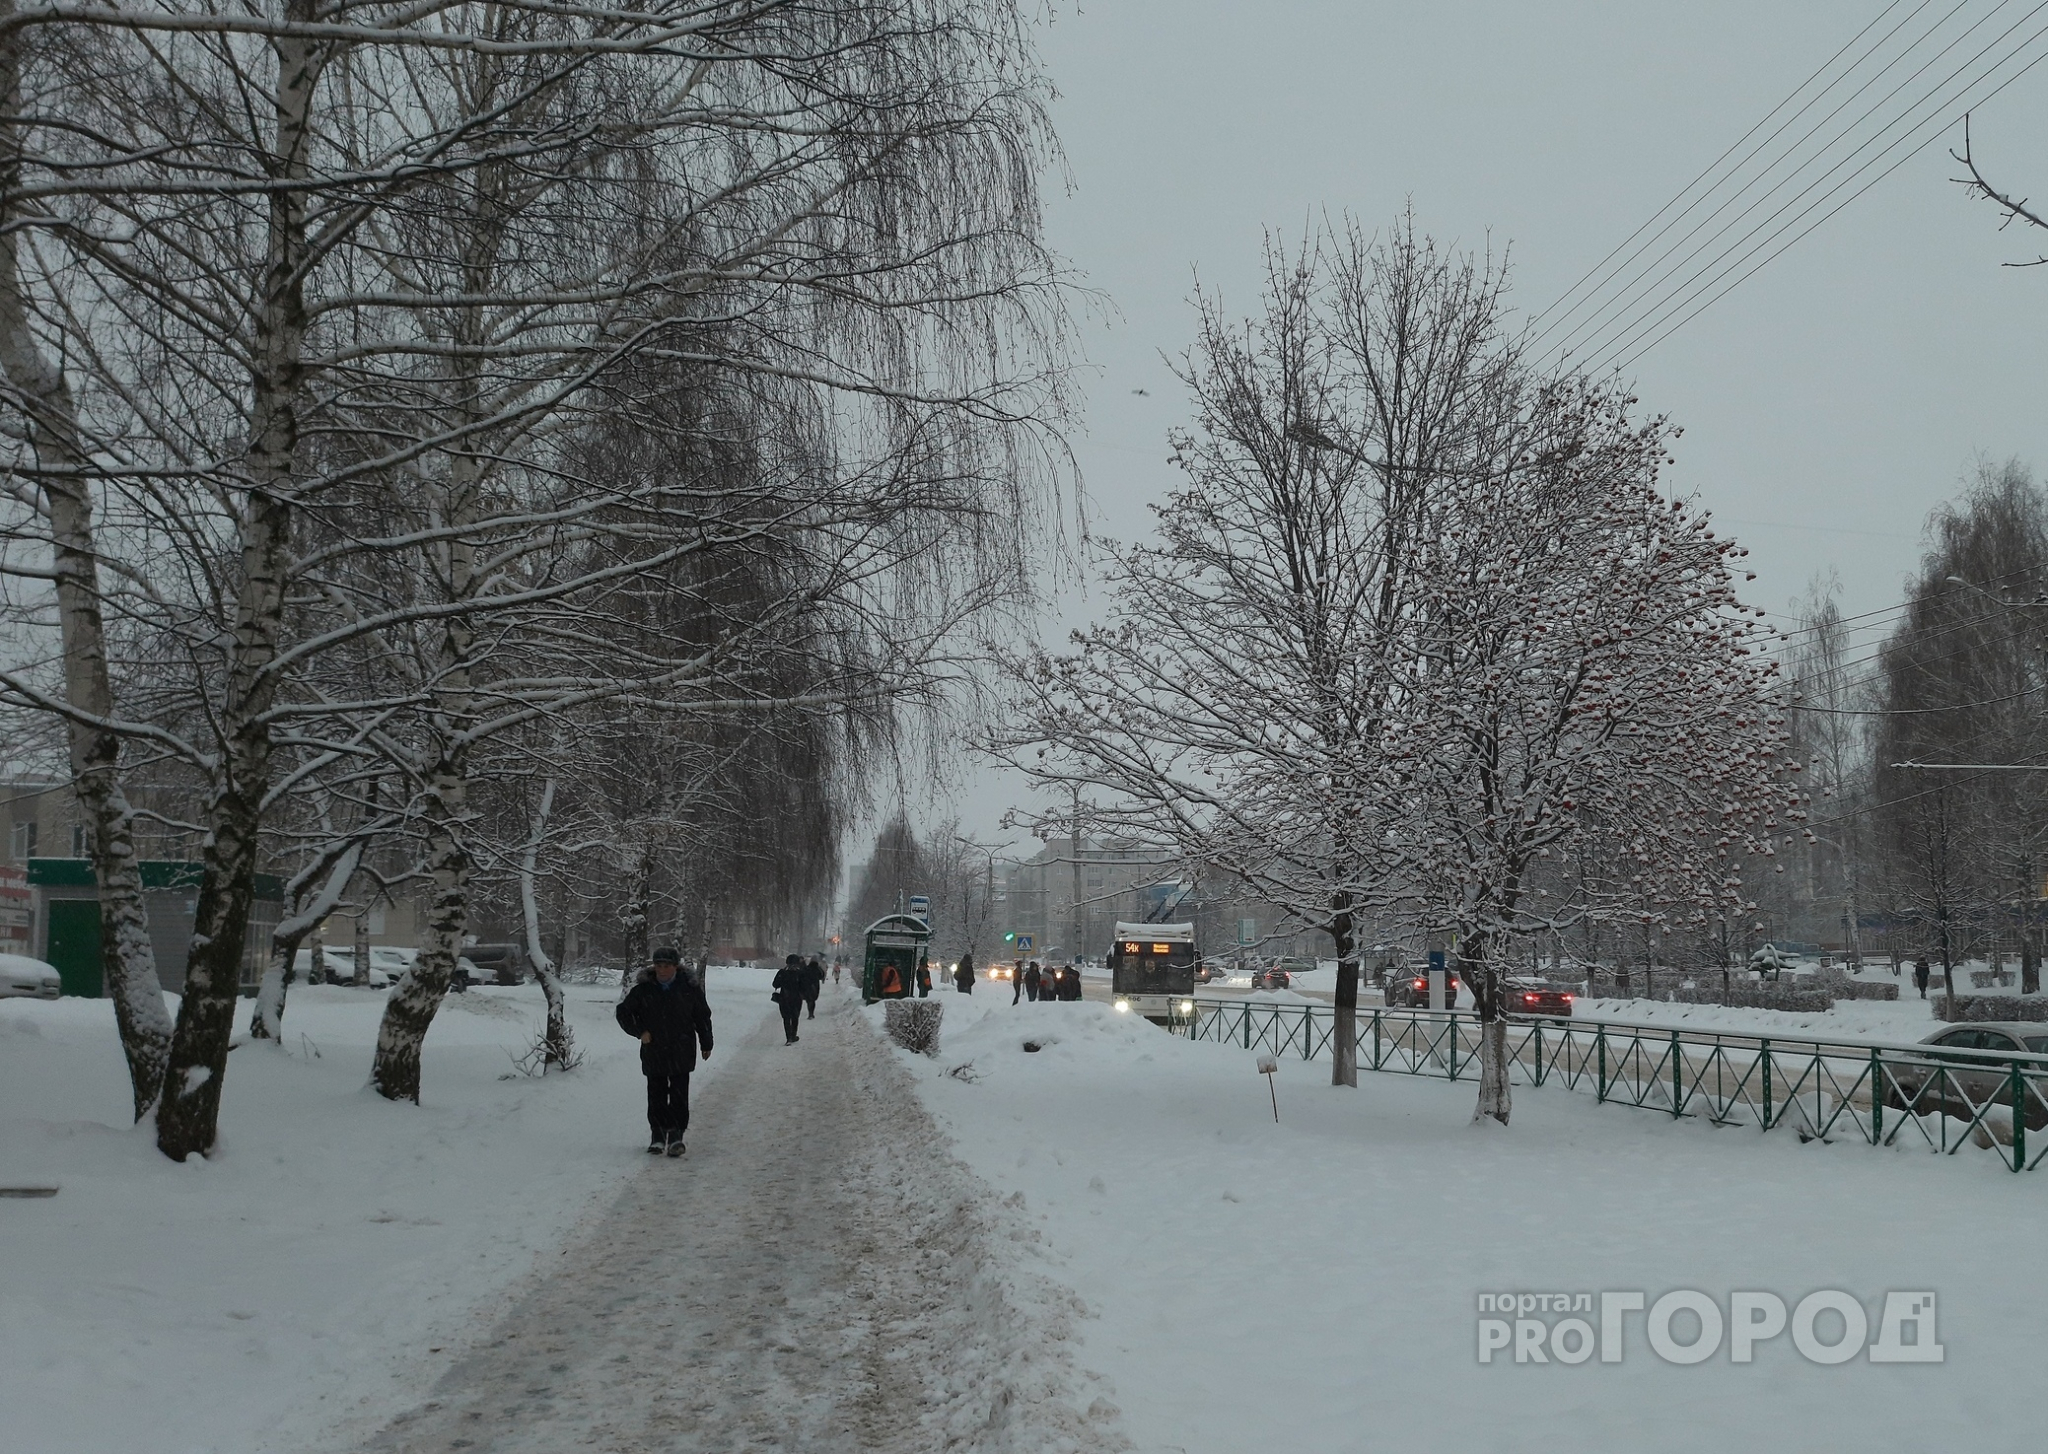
[907, 893, 930, 918]
[1427, 948, 1448, 1012]
[1014, 933, 1034, 953]
[1257, 1052, 1280, 1121]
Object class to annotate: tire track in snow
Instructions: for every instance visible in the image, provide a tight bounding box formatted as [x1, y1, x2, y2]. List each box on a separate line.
[361, 991, 1131, 1453]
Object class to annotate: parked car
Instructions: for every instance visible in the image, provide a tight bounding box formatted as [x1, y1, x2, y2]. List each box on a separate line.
[1193, 959, 1231, 984]
[1383, 970, 1459, 1010]
[1504, 977, 1574, 1018]
[0, 952, 62, 1000]
[294, 945, 369, 984]
[462, 943, 528, 986]
[1883, 1023, 2048, 1130]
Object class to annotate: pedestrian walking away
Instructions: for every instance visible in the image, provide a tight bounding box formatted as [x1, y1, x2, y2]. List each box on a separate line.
[804, 954, 825, 1019]
[954, 951, 974, 995]
[614, 946, 714, 1156]
[1914, 957, 1931, 1000]
[832, 960, 842, 986]
[773, 954, 808, 1043]
[1011, 960, 1024, 1004]
[1022, 960, 1041, 1002]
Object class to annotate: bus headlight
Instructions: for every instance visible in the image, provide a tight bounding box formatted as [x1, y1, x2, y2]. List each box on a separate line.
[1180, 1000, 1195, 1014]
[1113, 998, 1131, 1013]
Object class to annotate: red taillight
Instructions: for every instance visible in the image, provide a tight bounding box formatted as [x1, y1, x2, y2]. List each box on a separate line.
[1562, 994, 1574, 1001]
[1523, 994, 1538, 1003]
[1412, 978, 1426, 989]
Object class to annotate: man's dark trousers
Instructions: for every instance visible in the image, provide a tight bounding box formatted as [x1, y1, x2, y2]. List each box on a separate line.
[780, 1002, 802, 1041]
[647, 1072, 690, 1137]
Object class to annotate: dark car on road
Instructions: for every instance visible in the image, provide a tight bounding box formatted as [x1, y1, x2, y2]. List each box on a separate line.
[1504, 978, 1574, 1018]
[1882, 1023, 2048, 1130]
[1383, 970, 1458, 1009]
[1249, 963, 1291, 992]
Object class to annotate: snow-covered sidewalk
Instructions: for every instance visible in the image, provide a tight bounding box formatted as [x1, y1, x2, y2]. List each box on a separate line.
[885, 990, 2048, 1454]
[1, 974, 1132, 1453]
[357, 991, 1130, 1453]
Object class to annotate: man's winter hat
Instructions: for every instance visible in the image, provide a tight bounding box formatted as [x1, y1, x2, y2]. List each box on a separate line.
[651, 946, 682, 964]
[786, 953, 803, 965]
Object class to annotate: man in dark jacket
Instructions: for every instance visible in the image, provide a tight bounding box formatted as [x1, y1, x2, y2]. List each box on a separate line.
[803, 955, 825, 1019]
[954, 952, 974, 994]
[773, 954, 807, 1044]
[1058, 963, 1083, 1001]
[1914, 957, 1931, 999]
[915, 959, 932, 997]
[615, 947, 714, 1156]
[1022, 960, 1041, 1002]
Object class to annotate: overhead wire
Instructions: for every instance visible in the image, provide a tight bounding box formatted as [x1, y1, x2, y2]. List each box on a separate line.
[1533, 0, 2048, 373]
[1536, 0, 1972, 361]
[1605, 19, 2048, 370]
[1529, 0, 1931, 348]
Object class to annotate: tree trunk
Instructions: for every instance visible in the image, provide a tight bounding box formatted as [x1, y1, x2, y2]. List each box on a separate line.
[2025, 932, 2041, 998]
[0, 2, 173, 1120]
[1329, 897, 1358, 1088]
[372, 431, 481, 1100]
[1465, 934, 1509, 1125]
[1939, 906, 1957, 1023]
[520, 777, 570, 1067]
[156, 16, 317, 1160]
[251, 929, 306, 1040]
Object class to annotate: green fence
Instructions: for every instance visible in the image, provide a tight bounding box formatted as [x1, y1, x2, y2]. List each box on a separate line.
[1180, 999, 2048, 1173]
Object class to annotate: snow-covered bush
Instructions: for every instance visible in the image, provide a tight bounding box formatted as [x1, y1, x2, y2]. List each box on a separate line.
[885, 1000, 944, 1056]
[1671, 984, 1834, 1012]
[1941, 995, 2048, 1024]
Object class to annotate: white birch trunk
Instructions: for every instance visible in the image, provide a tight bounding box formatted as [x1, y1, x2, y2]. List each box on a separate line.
[0, 0, 173, 1120]
[519, 777, 570, 1068]
[156, 13, 318, 1160]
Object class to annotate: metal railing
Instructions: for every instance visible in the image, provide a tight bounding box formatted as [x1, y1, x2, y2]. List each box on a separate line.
[1177, 998, 2048, 1173]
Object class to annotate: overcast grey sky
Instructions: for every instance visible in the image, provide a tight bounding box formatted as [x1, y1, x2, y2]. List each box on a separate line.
[909, 0, 2048, 849]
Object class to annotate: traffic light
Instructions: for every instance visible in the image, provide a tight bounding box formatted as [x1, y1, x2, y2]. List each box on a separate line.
[1003, 931, 1016, 944]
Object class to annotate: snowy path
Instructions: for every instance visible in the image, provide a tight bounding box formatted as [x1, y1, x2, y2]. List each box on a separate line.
[361, 990, 1129, 1454]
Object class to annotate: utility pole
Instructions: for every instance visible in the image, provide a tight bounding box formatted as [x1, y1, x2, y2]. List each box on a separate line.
[1070, 783, 1084, 964]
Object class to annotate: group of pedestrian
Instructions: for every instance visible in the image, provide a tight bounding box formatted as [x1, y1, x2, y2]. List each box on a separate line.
[772, 953, 826, 1043]
[1011, 960, 1082, 1003]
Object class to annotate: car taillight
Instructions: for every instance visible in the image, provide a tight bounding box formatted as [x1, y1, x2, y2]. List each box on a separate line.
[1524, 994, 1538, 1003]
[1412, 979, 1425, 989]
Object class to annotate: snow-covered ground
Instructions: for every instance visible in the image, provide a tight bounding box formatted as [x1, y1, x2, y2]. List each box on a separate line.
[885, 989, 2048, 1454]
[0, 974, 740, 1453]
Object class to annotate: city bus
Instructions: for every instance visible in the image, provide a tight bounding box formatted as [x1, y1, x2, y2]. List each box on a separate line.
[1108, 920, 1197, 1022]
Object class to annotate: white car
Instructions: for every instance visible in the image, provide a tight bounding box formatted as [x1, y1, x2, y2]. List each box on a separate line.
[0, 952, 64, 1000]
[294, 945, 369, 983]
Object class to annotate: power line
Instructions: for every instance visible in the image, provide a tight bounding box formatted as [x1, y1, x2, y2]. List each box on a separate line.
[1529, 0, 1932, 348]
[1537, 0, 2048, 372]
[1608, 21, 2048, 370]
[1536, 0, 1973, 361]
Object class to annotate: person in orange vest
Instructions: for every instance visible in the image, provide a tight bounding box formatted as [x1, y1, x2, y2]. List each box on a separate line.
[878, 960, 905, 997]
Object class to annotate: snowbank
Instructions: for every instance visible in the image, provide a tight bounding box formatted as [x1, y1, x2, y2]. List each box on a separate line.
[883, 987, 2048, 1454]
[0, 969, 771, 1454]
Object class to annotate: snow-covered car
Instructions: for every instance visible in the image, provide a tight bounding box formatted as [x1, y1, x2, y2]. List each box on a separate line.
[1882, 1023, 2048, 1130]
[0, 952, 62, 1000]
[294, 945, 367, 984]
[462, 943, 528, 985]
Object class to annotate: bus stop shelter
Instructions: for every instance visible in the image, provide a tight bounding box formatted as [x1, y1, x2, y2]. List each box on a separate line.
[862, 913, 931, 1004]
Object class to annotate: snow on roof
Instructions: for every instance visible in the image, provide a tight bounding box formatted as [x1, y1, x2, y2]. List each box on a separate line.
[1112, 921, 1194, 940]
